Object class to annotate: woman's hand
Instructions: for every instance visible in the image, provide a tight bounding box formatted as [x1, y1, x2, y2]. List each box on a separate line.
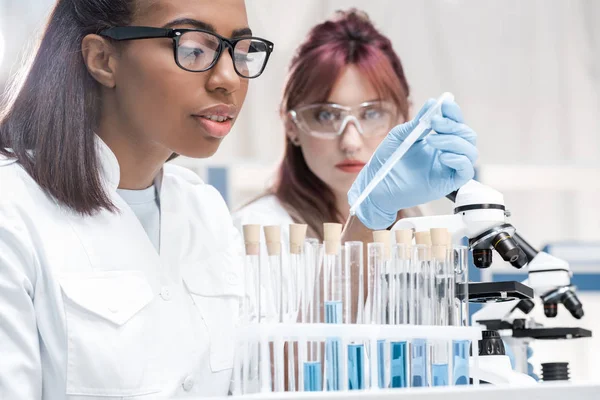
[348, 99, 478, 230]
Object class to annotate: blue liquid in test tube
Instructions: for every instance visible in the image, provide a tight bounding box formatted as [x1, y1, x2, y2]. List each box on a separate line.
[411, 339, 429, 387]
[390, 342, 407, 388]
[325, 301, 342, 391]
[432, 364, 449, 386]
[304, 361, 322, 391]
[453, 340, 470, 385]
[348, 344, 365, 390]
[377, 340, 385, 388]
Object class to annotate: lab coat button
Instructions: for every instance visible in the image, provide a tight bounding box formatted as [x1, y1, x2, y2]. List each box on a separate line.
[160, 286, 172, 301]
[108, 305, 119, 314]
[226, 272, 238, 285]
[182, 376, 195, 391]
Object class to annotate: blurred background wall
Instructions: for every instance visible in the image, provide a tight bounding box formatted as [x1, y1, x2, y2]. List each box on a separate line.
[1, 0, 599, 381]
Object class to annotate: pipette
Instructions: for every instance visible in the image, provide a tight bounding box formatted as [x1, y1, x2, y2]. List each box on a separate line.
[349, 92, 455, 217]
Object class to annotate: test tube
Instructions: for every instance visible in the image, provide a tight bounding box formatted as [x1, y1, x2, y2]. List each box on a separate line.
[452, 244, 470, 385]
[366, 241, 386, 389]
[430, 228, 452, 387]
[411, 232, 432, 388]
[264, 226, 284, 392]
[345, 241, 364, 390]
[389, 229, 412, 389]
[366, 242, 385, 325]
[288, 224, 307, 392]
[373, 231, 392, 325]
[242, 225, 262, 394]
[303, 238, 323, 392]
[323, 223, 343, 391]
[394, 229, 413, 326]
[373, 231, 392, 388]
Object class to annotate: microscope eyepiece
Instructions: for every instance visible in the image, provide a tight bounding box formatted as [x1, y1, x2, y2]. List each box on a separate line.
[562, 290, 584, 319]
[473, 248, 493, 268]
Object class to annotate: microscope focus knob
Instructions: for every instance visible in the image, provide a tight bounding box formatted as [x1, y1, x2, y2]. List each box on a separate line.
[478, 330, 506, 356]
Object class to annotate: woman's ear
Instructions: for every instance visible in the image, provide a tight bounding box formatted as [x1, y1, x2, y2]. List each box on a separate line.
[81, 34, 118, 88]
[283, 113, 301, 146]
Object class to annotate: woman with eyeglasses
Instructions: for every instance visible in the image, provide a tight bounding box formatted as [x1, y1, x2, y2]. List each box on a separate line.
[234, 10, 424, 241]
[0, 1, 476, 398]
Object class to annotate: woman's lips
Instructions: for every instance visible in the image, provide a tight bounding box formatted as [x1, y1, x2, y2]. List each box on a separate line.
[335, 160, 366, 173]
[193, 116, 234, 139]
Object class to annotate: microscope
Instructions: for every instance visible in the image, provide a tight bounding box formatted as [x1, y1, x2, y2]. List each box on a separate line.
[390, 179, 591, 384]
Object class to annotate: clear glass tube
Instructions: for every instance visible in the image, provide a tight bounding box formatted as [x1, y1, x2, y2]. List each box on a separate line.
[431, 245, 452, 386]
[344, 241, 363, 324]
[391, 243, 410, 325]
[303, 239, 323, 392]
[244, 253, 261, 393]
[266, 252, 284, 323]
[367, 242, 385, 324]
[389, 244, 410, 389]
[323, 244, 342, 391]
[452, 246, 470, 386]
[287, 247, 304, 392]
[410, 244, 431, 387]
[452, 246, 469, 327]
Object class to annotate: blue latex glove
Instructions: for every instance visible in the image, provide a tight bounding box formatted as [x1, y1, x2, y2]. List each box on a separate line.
[348, 98, 478, 230]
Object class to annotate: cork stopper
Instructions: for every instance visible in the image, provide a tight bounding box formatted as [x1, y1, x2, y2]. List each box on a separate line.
[323, 223, 342, 255]
[395, 229, 413, 245]
[430, 228, 449, 260]
[263, 225, 281, 256]
[394, 229, 413, 260]
[415, 231, 432, 245]
[415, 231, 431, 260]
[373, 230, 391, 260]
[242, 224, 261, 256]
[289, 224, 308, 254]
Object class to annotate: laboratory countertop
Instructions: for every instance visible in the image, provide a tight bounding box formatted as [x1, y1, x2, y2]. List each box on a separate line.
[215, 382, 600, 400]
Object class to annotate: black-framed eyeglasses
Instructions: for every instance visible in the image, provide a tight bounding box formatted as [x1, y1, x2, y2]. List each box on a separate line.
[99, 26, 274, 79]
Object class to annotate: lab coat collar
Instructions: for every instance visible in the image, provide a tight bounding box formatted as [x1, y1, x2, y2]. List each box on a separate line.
[95, 135, 165, 194]
[95, 136, 121, 192]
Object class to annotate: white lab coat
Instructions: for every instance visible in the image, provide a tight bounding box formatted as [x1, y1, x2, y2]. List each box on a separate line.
[0, 138, 245, 399]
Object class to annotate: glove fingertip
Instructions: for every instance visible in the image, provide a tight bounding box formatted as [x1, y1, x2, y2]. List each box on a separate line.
[441, 100, 465, 123]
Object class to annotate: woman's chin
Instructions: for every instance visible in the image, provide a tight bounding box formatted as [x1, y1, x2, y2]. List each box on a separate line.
[174, 138, 222, 159]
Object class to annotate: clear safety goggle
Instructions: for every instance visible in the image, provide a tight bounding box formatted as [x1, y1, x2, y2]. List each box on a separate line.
[289, 101, 397, 140]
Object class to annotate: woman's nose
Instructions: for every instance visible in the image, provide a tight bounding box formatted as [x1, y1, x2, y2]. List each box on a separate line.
[339, 120, 363, 156]
[205, 50, 241, 94]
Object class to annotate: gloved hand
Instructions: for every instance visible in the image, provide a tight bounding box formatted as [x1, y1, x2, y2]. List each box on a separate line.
[348, 99, 478, 230]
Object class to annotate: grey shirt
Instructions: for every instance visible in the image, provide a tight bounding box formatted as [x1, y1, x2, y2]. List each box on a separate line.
[116, 185, 161, 253]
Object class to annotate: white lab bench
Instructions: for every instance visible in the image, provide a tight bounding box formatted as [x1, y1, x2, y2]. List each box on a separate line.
[215, 382, 599, 400]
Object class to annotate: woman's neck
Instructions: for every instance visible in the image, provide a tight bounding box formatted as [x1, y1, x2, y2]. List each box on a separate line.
[96, 118, 171, 190]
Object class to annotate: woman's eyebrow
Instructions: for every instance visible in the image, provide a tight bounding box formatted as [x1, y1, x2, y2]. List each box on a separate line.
[162, 18, 254, 38]
[162, 18, 215, 32]
[232, 27, 253, 38]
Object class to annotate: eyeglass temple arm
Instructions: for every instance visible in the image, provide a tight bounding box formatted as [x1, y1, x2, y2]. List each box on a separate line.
[100, 27, 173, 41]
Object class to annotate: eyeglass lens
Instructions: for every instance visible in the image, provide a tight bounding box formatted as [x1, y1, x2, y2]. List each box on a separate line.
[177, 31, 269, 78]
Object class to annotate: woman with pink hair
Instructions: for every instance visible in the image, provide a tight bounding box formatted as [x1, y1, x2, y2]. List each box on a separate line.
[235, 9, 425, 242]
